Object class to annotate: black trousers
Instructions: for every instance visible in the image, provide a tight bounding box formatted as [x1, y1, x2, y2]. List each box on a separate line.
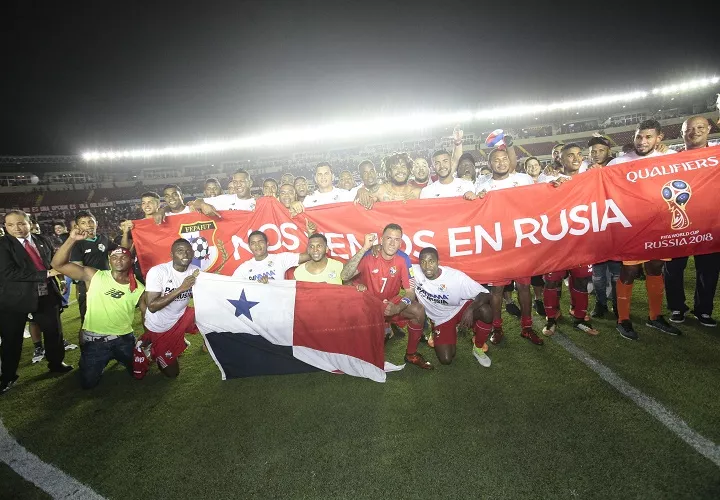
[0, 295, 65, 384]
[664, 253, 720, 316]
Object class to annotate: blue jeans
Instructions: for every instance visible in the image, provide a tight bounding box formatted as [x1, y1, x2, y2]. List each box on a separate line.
[61, 276, 72, 307]
[592, 261, 621, 308]
[79, 332, 135, 389]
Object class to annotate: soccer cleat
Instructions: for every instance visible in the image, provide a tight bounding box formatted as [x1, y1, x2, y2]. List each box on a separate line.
[63, 340, 78, 351]
[472, 345, 492, 367]
[691, 311, 717, 327]
[534, 299, 546, 317]
[505, 302, 521, 318]
[617, 320, 638, 340]
[32, 347, 45, 364]
[542, 318, 557, 336]
[574, 319, 599, 336]
[590, 304, 608, 319]
[669, 310, 685, 323]
[521, 327, 544, 345]
[489, 327, 504, 345]
[0, 375, 19, 395]
[404, 352, 434, 370]
[384, 326, 393, 343]
[646, 316, 682, 336]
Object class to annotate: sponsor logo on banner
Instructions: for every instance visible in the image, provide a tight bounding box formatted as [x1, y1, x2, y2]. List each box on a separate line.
[179, 220, 219, 271]
[661, 180, 691, 231]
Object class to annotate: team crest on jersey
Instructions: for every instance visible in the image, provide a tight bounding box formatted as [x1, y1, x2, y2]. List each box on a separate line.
[661, 180, 692, 230]
[439, 284, 447, 292]
[267, 261, 274, 268]
[389, 266, 397, 276]
[98, 243, 106, 252]
[178, 220, 219, 271]
[328, 271, 337, 279]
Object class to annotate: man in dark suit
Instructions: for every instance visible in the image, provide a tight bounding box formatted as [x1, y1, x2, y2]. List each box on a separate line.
[0, 210, 73, 394]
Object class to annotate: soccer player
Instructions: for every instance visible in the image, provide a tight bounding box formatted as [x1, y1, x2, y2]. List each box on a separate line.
[413, 247, 493, 367]
[140, 191, 161, 219]
[187, 169, 257, 216]
[203, 178, 223, 198]
[162, 185, 192, 216]
[456, 153, 477, 183]
[350, 160, 380, 197]
[293, 233, 345, 285]
[340, 224, 432, 370]
[541, 144, 598, 337]
[420, 150, 475, 199]
[301, 163, 355, 208]
[71, 211, 126, 328]
[466, 148, 542, 344]
[605, 120, 680, 340]
[293, 176, 309, 203]
[232, 230, 311, 282]
[338, 170, 356, 191]
[587, 135, 614, 167]
[52, 230, 145, 389]
[263, 178, 278, 198]
[277, 183, 297, 209]
[142, 239, 200, 377]
[355, 153, 423, 209]
[410, 155, 432, 189]
[664, 116, 718, 327]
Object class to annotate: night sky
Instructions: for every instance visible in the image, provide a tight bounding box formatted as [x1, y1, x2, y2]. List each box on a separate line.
[2, 0, 719, 155]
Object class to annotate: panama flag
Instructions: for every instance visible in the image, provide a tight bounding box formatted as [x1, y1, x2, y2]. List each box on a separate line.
[193, 273, 392, 382]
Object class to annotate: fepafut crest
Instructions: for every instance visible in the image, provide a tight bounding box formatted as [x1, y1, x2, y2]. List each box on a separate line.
[661, 180, 692, 231]
[178, 221, 219, 271]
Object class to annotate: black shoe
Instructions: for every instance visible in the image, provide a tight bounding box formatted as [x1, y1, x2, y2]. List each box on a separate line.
[48, 363, 74, 374]
[691, 310, 717, 327]
[617, 320, 639, 340]
[0, 375, 19, 395]
[505, 302, 521, 318]
[646, 316, 682, 336]
[669, 310, 685, 323]
[534, 299, 546, 317]
[590, 304, 608, 319]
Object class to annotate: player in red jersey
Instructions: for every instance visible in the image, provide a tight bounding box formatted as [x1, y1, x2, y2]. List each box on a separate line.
[341, 224, 432, 369]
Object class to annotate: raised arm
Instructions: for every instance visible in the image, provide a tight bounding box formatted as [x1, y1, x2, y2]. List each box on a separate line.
[50, 228, 98, 282]
[451, 126, 463, 169]
[340, 233, 375, 281]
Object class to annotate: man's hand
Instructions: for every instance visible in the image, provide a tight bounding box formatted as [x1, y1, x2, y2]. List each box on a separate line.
[306, 219, 317, 236]
[354, 189, 376, 210]
[178, 270, 200, 292]
[199, 202, 221, 218]
[362, 233, 377, 251]
[48, 269, 61, 277]
[289, 201, 305, 217]
[152, 210, 166, 225]
[463, 191, 477, 201]
[258, 276, 269, 284]
[453, 125, 464, 143]
[459, 306, 474, 329]
[383, 300, 402, 317]
[355, 284, 367, 292]
[542, 165, 557, 177]
[587, 163, 604, 170]
[655, 143, 669, 153]
[475, 190, 488, 199]
[551, 177, 571, 188]
[69, 228, 88, 241]
[120, 220, 134, 233]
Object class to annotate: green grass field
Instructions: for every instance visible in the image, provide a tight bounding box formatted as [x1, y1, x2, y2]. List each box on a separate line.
[2, 261, 720, 499]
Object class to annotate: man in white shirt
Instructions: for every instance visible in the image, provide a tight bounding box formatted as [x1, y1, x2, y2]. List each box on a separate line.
[191, 169, 257, 215]
[606, 121, 677, 166]
[465, 148, 542, 346]
[233, 230, 311, 282]
[163, 185, 192, 216]
[420, 150, 475, 199]
[338, 170, 356, 191]
[143, 239, 200, 377]
[414, 247, 493, 367]
[302, 163, 356, 208]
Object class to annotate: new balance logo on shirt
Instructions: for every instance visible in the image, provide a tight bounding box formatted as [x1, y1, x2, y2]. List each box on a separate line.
[104, 288, 126, 299]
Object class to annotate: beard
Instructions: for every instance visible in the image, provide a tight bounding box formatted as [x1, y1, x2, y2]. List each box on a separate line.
[389, 175, 409, 186]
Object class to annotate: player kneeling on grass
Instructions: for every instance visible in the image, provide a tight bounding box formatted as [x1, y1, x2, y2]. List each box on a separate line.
[51, 229, 146, 389]
[141, 239, 200, 378]
[413, 248, 493, 367]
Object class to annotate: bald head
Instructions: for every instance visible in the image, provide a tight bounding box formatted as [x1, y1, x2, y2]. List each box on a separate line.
[682, 116, 710, 150]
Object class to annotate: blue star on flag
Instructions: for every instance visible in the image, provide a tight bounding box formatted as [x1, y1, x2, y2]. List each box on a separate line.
[228, 289, 259, 321]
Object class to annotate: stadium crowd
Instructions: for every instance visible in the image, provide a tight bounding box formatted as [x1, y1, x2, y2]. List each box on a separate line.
[1, 110, 719, 393]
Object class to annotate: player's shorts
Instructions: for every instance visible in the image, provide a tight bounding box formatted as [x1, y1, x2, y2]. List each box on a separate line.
[487, 276, 531, 287]
[143, 307, 199, 369]
[545, 265, 592, 282]
[432, 301, 471, 346]
[622, 258, 672, 266]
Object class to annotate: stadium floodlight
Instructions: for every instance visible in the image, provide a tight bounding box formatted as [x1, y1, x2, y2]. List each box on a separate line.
[81, 75, 718, 162]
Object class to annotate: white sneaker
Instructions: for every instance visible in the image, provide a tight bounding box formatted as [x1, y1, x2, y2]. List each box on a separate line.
[472, 346, 491, 367]
[63, 340, 78, 351]
[32, 347, 45, 364]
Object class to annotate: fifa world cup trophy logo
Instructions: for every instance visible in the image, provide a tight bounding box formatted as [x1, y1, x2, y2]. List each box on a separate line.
[661, 180, 692, 231]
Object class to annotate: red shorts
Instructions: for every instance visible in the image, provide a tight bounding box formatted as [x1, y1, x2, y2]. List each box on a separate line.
[487, 276, 531, 287]
[545, 265, 592, 282]
[433, 301, 471, 346]
[143, 307, 199, 369]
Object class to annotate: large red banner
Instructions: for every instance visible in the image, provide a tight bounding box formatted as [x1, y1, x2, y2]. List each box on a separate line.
[133, 146, 720, 283]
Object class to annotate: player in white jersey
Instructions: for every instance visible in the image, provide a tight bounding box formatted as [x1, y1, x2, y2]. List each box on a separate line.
[414, 248, 493, 367]
[232, 230, 311, 282]
[142, 239, 200, 377]
[163, 185, 193, 216]
[189, 169, 257, 216]
[420, 150, 475, 199]
[301, 163, 355, 208]
[465, 148, 543, 346]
